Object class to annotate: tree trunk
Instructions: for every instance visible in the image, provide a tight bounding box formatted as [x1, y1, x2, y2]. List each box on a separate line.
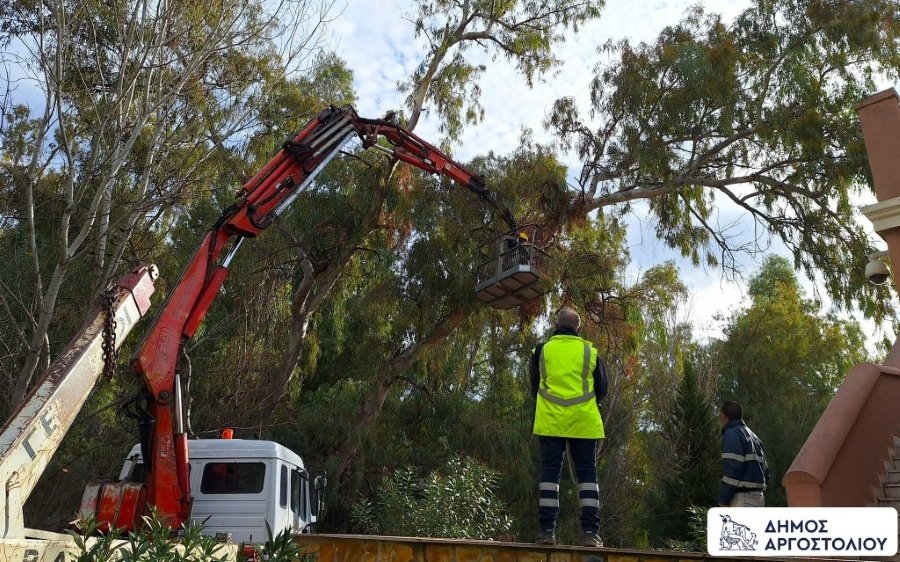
[11, 262, 69, 405]
[271, 164, 394, 400]
[270, 252, 315, 397]
[334, 309, 467, 484]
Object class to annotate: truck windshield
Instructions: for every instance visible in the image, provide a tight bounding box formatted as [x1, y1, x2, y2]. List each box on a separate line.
[200, 462, 266, 494]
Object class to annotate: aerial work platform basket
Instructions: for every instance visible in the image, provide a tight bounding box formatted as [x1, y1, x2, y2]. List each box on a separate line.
[475, 224, 549, 309]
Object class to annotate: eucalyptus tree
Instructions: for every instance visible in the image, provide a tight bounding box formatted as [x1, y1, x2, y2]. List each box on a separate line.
[322, 141, 576, 487]
[258, 0, 602, 446]
[268, 0, 605, 404]
[565, 256, 707, 545]
[0, 0, 336, 412]
[547, 0, 900, 316]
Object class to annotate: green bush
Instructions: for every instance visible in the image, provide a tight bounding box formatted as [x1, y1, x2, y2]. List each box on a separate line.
[662, 505, 708, 552]
[350, 455, 512, 539]
[70, 510, 309, 561]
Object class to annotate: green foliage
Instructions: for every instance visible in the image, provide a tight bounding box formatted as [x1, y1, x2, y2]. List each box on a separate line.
[648, 361, 718, 546]
[251, 522, 306, 562]
[0, 0, 336, 413]
[547, 0, 900, 317]
[70, 510, 230, 562]
[717, 255, 868, 505]
[662, 505, 708, 552]
[747, 255, 801, 302]
[69, 511, 311, 561]
[590, 262, 708, 548]
[68, 517, 123, 562]
[403, 0, 603, 139]
[3, 0, 889, 552]
[349, 456, 512, 539]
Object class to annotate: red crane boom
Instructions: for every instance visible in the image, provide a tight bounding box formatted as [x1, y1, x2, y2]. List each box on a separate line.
[90, 106, 517, 531]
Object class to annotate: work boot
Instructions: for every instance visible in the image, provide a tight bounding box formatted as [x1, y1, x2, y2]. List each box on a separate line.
[535, 529, 556, 545]
[580, 532, 603, 548]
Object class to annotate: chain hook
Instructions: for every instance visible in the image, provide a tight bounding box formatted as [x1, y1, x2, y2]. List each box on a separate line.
[100, 288, 118, 380]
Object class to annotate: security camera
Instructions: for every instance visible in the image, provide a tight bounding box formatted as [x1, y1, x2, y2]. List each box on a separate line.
[866, 252, 891, 285]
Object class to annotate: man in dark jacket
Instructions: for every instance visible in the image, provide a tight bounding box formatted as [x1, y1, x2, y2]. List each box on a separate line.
[718, 400, 769, 507]
[529, 308, 609, 547]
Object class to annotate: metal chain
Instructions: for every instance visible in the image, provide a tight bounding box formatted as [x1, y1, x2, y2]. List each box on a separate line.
[100, 288, 118, 380]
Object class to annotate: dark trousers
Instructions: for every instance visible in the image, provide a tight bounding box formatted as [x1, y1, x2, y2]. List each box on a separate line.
[537, 436, 600, 534]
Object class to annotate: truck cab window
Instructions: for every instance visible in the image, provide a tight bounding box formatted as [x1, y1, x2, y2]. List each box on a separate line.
[290, 469, 301, 516]
[280, 464, 288, 508]
[300, 475, 308, 520]
[201, 462, 265, 494]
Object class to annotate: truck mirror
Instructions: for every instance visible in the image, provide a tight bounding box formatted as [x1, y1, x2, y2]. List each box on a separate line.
[311, 473, 327, 519]
[311, 488, 326, 519]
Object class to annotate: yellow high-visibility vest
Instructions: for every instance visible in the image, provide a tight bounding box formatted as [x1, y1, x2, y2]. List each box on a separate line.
[533, 334, 605, 439]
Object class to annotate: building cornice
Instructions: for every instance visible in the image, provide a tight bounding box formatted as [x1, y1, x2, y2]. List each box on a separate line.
[862, 196, 900, 233]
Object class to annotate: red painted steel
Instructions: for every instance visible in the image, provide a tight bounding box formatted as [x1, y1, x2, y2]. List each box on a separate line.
[239, 114, 325, 199]
[183, 266, 230, 338]
[95, 482, 145, 533]
[135, 230, 230, 399]
[114, 483, 146, 531]
[146, 402, 186, 529]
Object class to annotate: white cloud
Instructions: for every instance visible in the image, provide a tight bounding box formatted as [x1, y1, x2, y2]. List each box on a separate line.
[686, 276, 746, 340]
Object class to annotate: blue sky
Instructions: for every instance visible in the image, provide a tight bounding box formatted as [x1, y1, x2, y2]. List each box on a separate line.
[323, 0, 891, 345]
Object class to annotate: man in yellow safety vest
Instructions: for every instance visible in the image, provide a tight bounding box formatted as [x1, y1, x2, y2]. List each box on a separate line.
[530, 307, 608, 548]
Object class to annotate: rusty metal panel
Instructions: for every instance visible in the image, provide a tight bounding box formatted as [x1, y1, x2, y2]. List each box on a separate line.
[424, 544, 453, 562]
[294, 534, 842, 562]
[381, 541, 416, 562]
[508, 552, 548, 562]
[296, 534, 604, 562]
[607, 556, 640, 562]
[455, 546, 486, 562]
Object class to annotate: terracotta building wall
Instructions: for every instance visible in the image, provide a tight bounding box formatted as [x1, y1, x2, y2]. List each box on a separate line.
[821, 371, 900, 504]
[784, 365, 900, 506]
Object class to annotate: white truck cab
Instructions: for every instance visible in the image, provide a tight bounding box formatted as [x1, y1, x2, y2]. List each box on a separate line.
[118, 438, 325, 543]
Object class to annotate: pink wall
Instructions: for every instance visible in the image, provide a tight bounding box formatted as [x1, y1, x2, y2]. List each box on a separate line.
[785, 366, 900, 506]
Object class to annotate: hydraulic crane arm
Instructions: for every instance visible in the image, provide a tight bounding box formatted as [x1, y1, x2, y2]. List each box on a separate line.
[92, 106, 518, 532]
[221, 106, 516, 239]
[353, 114, 518, 230]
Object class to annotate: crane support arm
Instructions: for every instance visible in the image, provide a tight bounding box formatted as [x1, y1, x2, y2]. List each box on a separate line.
[0, 265, 157, 539]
